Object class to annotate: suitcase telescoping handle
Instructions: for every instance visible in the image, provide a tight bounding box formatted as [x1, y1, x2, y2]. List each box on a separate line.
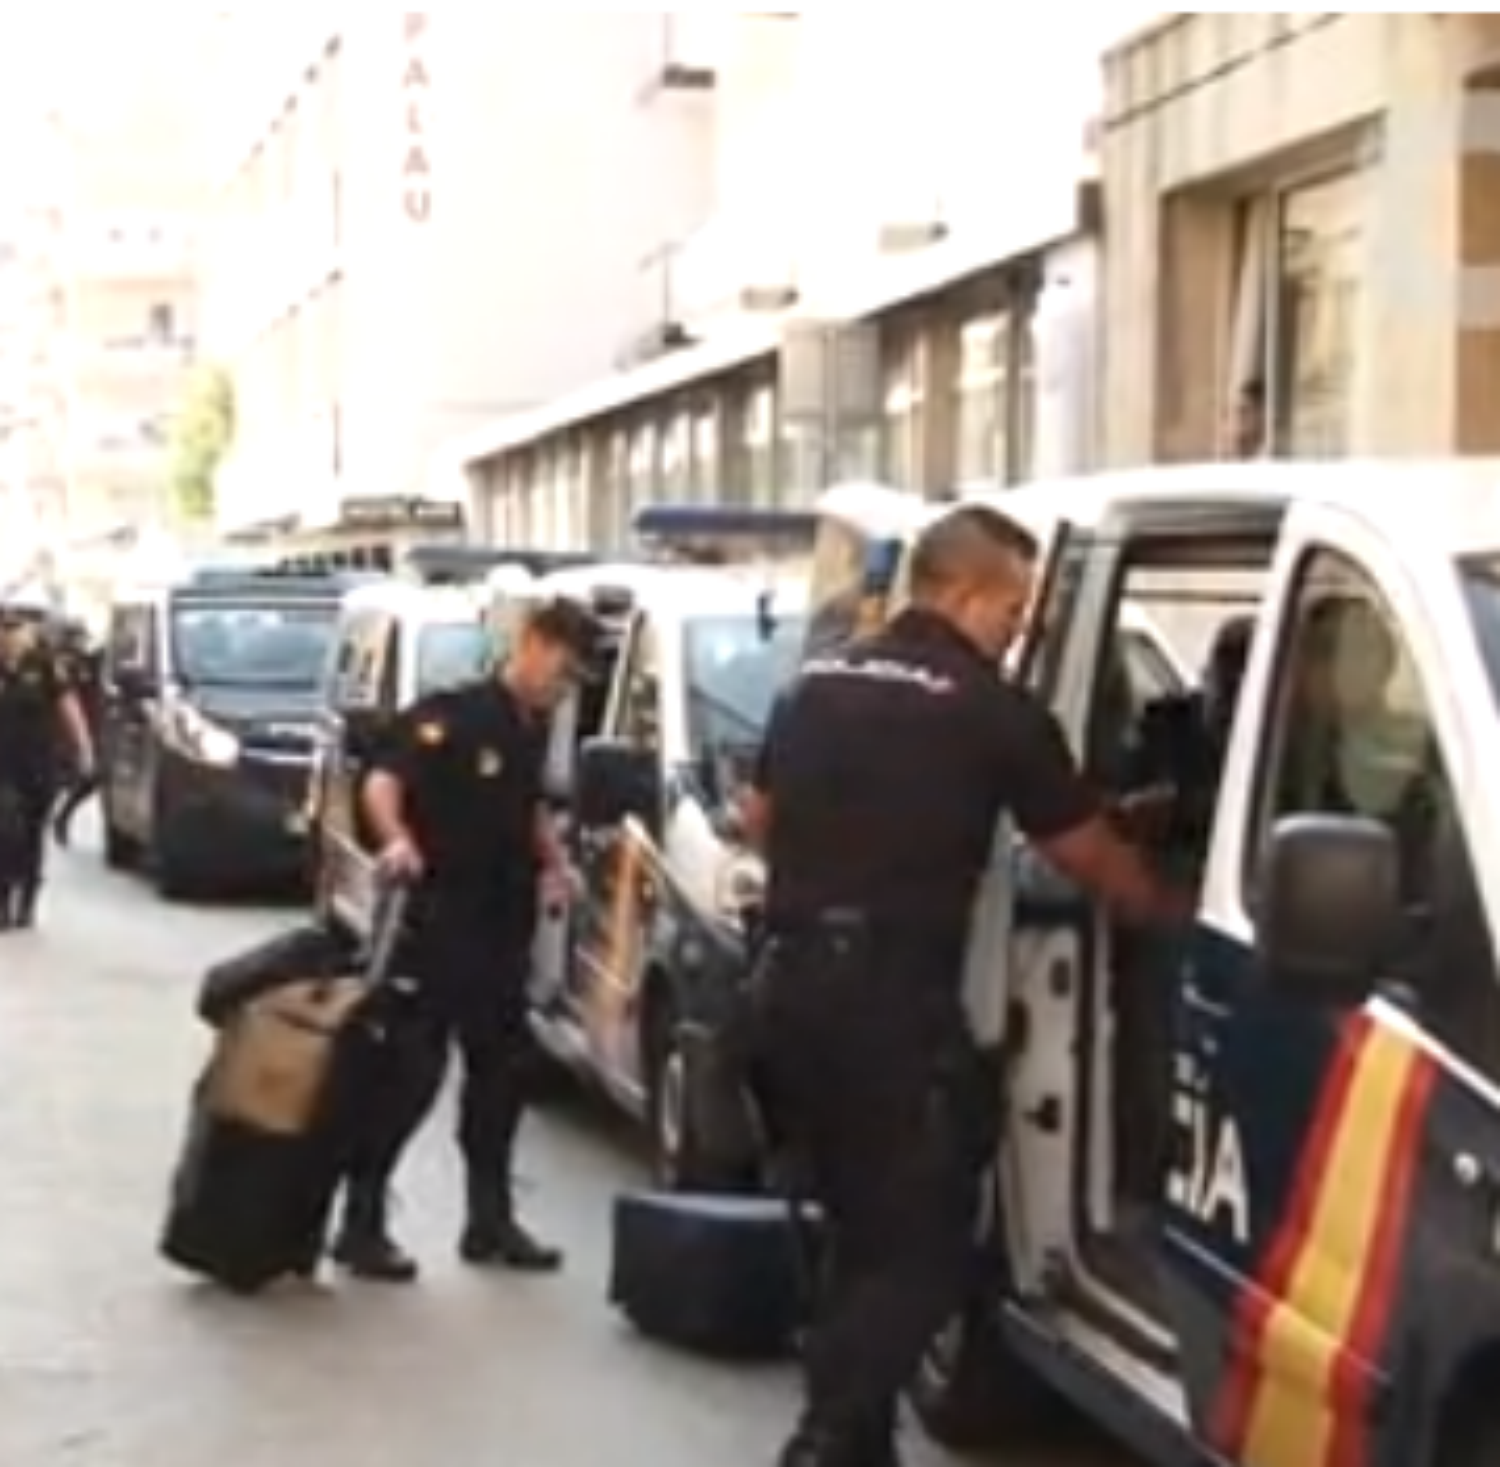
[363, 879, 410, 991]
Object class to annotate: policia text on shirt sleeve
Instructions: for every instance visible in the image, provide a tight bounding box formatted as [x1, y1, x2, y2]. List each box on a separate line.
[331, 597, 597, 1284]
[742, 505, 1190, 1467]
[0, 607, 96, 931]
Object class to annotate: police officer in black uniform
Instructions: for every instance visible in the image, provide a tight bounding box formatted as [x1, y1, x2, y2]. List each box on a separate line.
[744, 505, 1191, 1467]
[0, 602, 95, 929]
[50, 620, 104, 847]
[332, 597, 596, 1282]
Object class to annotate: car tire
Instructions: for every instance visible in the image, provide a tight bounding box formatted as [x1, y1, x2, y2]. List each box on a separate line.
[102, 810, 134, 870]
[150, 802, 201, 903]
[645, 985, 758, 1194]
[909, 1298, 1057, 1450]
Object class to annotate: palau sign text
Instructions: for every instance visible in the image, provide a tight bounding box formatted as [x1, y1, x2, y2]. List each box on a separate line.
[402, 13, 431, 222]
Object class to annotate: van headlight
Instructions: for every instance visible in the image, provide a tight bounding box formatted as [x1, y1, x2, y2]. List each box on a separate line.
[715, 853, 765, 918]
[164, 703, 240, 767]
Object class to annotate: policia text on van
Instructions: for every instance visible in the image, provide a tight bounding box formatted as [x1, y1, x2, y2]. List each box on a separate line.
[101, 569, 349, 899]
[864, 462, 1500, 1467]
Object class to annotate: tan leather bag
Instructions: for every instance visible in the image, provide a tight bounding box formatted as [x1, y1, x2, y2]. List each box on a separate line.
[205, 976, 368, 1136]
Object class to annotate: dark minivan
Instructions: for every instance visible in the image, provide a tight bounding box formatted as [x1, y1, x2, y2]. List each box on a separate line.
[100, 567, 351, 899]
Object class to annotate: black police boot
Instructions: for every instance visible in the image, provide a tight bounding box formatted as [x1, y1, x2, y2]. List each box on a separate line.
[776, 1429, 897, 1467]
[458, 1170, 563, 1272]
[330, 1182, 419, 1283]
[12, 883, 37, 930]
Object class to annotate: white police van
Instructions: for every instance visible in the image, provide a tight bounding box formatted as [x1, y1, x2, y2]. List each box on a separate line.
[899, 462, 1500, 1467]
[502, 513, 811, 1185]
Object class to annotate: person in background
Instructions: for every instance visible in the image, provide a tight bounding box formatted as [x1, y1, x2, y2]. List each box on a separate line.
[0, 603, 95, 929]
[50, 620, 104, 848]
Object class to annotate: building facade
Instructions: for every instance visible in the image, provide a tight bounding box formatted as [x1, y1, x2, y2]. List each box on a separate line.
[0, 12, 208, 578]
[205, 6, 718, 546]
[1101, 12, 1500, 463]
[449, 11, 1138, 548]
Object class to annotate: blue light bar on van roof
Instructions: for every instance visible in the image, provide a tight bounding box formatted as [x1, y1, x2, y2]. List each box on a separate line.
[631, 504, 818, 543]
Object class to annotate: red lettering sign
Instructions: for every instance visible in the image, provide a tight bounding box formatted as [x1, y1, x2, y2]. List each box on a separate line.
[402, 13, 430, 222]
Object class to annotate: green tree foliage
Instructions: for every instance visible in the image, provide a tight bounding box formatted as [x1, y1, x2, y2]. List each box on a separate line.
[170, 364, 235, 520]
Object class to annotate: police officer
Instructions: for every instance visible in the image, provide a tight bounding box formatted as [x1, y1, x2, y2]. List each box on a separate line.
[331, 597, 596, 1282]
[0, 601, 95, 929]
[744, 506, 1191, 1467]
[50, 620, 104, 847]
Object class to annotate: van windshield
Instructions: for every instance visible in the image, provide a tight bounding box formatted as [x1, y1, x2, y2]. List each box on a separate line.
[684, 611, 806, 755]
[417, 621, 490, 694]
[170, 601, 337, 688]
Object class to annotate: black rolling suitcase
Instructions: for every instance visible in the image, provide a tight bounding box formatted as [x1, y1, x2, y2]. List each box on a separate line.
[609, 1191, 819, 1359]
[159, 890, 408, 1293]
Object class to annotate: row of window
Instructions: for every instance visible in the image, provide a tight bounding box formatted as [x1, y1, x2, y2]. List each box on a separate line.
[484, 299, 1038, 546]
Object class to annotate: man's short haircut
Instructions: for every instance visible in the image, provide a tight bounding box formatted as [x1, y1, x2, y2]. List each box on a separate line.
[908, 504, 1040, 598]
[522, 596, 599, 660]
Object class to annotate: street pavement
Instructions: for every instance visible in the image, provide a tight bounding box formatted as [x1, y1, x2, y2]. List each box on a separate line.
[0, 821, 1140, 1467]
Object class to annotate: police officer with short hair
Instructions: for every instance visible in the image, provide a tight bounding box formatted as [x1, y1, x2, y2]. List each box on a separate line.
[0, 602, 95, 929]
[334, 597, 596, 1282]
[744, 505, 1191, 1467]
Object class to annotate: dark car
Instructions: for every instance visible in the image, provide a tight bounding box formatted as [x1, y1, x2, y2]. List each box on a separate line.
[100, 568, 350, 900]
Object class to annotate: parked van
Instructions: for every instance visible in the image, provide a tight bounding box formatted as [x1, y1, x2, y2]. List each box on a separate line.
[897, 461, 1500, 1467]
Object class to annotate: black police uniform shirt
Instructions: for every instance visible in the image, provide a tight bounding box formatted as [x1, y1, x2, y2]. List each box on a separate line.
[0, 645, 71, 784]
[372, 677, 547, 919]
[754, 608, 1100, 943]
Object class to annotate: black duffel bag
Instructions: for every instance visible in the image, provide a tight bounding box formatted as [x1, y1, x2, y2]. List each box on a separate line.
[196, 923, 355, 1028]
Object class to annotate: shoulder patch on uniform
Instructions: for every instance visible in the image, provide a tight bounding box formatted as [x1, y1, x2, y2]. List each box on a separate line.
[416, 720, 445, 746]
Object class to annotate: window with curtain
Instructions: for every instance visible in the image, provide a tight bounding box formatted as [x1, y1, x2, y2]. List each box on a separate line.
[1226, 171, 1363, 459]
[1276, 174, 1361, 456]
[603, 426, 630, 548]
[881, 330, 924, 489]
[741, 382, 777, 505]
[660, 406, 692, 500]
[627, 420, 659, 517]
[691, 398, 719, 500]
[956, 312, 1008, 484]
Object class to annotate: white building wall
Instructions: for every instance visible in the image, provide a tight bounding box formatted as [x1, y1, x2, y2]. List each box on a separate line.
[207, 5, 715, 536]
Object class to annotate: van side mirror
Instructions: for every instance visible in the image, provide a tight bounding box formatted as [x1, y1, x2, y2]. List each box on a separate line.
[576, 737, 659, 829]
[1255, 814, 1399, 1009]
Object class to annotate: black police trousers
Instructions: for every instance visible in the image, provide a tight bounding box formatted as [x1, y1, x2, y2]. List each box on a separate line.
[753, 922, 989, 1449]
[346, 892, 538, 1196]
[0, 774, 54, 913]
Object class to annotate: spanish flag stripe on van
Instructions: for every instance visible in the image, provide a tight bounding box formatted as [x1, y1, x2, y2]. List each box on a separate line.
[1210, 1013, 1436, 1467]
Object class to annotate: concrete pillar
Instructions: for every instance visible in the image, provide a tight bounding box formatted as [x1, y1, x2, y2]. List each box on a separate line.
[1454, 79, 1500, 452]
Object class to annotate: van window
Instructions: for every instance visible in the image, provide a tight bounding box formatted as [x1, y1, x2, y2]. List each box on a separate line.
[172, 601, 337, 689]
[617, 619, 661, 751]
[416, 621, 489, 695]
[108, 604, 157, 677]
[331, 612, 388, 711]
[684, 611, 805, 756]
[1251, 550, 1498, 1069]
